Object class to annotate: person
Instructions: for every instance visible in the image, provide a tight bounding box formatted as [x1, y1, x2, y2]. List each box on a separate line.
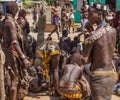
[112, 11, 120, 29]
[17, 9, 30, 55]
[69, 8, 75, 33]
[82, 2, 117, 100]
[33, 7, 37, 24]
[32, 7, 37, 32]
[81, 0, 89, 31]
[59, 30, 71, 71]
[61, 6, 67, 31]
[59, 30, 71, 53]
[49, 1, 60, 39]
[58, 60, 90, 99]
[112, 11, 120, 54]
[0, 2, 31, 100]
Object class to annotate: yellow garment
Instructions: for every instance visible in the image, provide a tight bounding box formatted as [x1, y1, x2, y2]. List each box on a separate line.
[37, 49, 60, 79]
[58, 89, 83, 99]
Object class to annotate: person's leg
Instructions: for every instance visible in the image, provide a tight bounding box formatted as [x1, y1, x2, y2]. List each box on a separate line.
[49, 25, 56, 37]
[51, 54, 60, 87]
[56, 25, 60, 39]
[9, 74, 18, 100]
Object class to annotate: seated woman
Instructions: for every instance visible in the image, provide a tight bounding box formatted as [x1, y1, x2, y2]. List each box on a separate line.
[57, 64, 90, 99]
[57, 47, 91, 99]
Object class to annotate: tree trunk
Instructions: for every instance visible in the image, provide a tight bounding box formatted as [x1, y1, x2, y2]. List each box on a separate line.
[35, 11, 46, 67]
[36, 13, 46, 50]
[0, 45, 5, 100]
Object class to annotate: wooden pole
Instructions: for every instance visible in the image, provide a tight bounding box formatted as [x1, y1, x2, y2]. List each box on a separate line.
[0, 45, 5, 100]
[36, 0, 46, 49]
[35, 0, 46, 66]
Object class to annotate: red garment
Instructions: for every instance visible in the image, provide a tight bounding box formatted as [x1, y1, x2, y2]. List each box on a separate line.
[2, 43, 15, 51]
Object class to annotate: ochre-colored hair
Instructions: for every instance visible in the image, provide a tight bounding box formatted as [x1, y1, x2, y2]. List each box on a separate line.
[6, 1, 18, 16]
[18, 9, 26, 18]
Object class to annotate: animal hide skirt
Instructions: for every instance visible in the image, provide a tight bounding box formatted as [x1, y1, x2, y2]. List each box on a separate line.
[90, 73, 116, 100]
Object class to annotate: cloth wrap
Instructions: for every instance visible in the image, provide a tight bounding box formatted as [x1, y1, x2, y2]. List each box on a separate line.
[36, 41, 60, 82]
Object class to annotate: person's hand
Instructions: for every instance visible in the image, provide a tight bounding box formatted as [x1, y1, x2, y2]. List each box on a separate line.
[22, 58, 31, 69]
[85, 22, 94, 32]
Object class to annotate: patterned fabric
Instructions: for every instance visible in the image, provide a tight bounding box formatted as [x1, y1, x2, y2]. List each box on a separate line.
[53, 15, 59, 26]
[70, 18, 74, 28]
[58, 80, 83, 99]
[36, 42, 60, 80]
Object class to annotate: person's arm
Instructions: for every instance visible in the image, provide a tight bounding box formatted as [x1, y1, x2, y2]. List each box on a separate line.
[81, 36, 94, 64]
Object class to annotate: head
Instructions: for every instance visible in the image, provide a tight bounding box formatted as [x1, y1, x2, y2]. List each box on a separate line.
[18, 9, 26, 19]
[83, 0, 88, 5]
[54, 1, 59, 7]
[74, 36, 80, 43]
[88, 2, 107, 25]
[6, 1, 18, 17]
[62, 30, 68, 37]
[115, 11, 120, 19]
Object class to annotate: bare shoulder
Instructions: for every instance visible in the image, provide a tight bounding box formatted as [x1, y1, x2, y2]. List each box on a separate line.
[106, 25, 116, 34]
[5, 19, 16, 28]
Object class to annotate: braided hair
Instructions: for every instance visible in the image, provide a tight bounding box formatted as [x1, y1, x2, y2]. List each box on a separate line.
[6, 1, 18, 16]
[18, 9, 26, 19]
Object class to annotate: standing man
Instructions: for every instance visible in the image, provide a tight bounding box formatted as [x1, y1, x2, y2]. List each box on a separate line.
[0, 2, 31, 100]
[49, 1, 60, 39]
[82, 2, 117, 100]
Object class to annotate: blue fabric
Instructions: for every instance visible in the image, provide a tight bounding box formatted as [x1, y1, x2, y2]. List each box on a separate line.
[114, 82, 120, 92]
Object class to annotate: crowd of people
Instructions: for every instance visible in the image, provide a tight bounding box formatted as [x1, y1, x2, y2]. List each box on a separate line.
[0, 1, 120, 100]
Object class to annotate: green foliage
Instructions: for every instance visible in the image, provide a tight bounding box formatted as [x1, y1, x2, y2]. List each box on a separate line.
[23, 1, 33, 8]
[45, 0, 54, 5]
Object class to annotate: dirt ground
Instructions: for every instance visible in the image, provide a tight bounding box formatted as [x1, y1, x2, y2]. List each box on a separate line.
[23, 14, 120, 100]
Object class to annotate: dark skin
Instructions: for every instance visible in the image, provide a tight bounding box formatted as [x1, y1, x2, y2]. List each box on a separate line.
[82, 7, 116, 71]
[60, 64, 90, 96]
[0, 4, 31, 100]
[80, 6, 117, 100]
[60, 47, 83, 81]
[61, 64, 82, 82]
[1, 15, 31, 69]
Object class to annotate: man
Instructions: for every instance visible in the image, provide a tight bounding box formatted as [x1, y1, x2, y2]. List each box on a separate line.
[82, 2, 117, 100]
[81, 0, 89, 31]
[0, 2, 31, 100]
[49, 1, 60, 39]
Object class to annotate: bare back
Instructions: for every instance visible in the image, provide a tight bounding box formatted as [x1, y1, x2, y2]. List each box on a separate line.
[61, 64, 82, 82]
